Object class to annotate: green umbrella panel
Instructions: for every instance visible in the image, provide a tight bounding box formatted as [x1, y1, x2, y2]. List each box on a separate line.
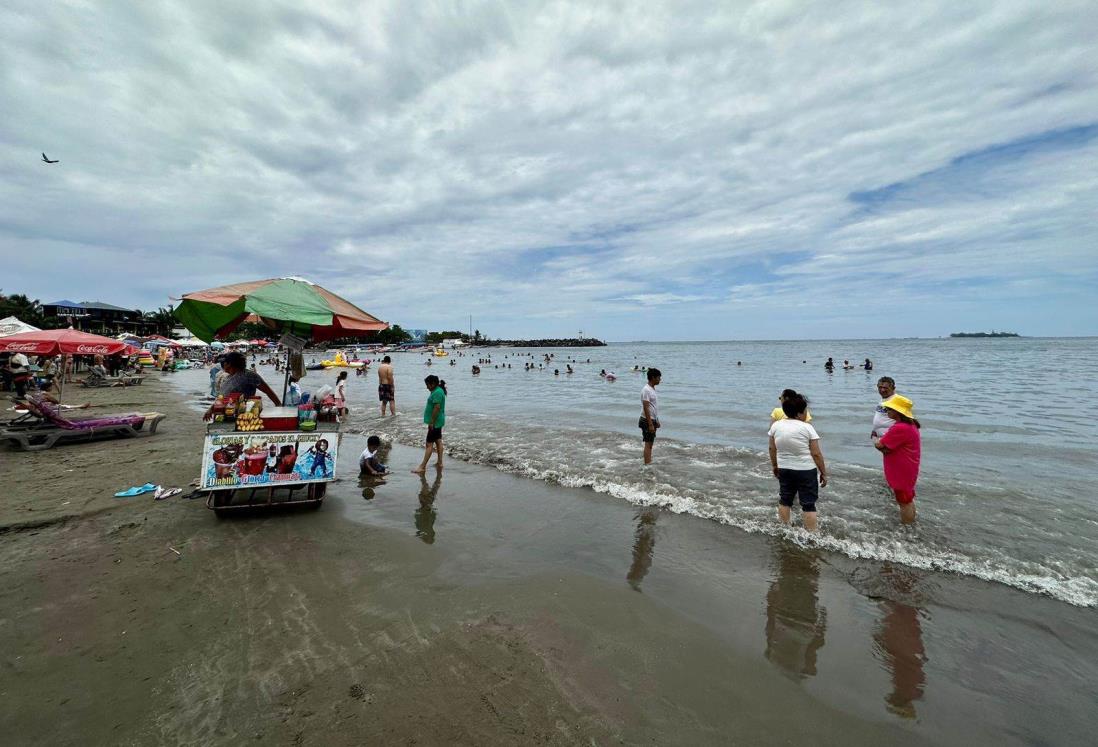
[173, 278, 363, 343]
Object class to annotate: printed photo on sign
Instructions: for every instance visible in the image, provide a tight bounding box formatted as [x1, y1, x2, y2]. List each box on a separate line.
[200, 432, 339, 490]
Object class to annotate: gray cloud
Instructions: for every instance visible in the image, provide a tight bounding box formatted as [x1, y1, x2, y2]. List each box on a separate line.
[1, 0, 1096, 339]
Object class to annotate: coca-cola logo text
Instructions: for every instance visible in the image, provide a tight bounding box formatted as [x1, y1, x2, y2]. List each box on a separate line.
[75, 345, 112, 354]
[3, 343, 39, 352]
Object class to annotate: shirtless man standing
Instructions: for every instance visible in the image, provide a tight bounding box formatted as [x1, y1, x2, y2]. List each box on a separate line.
[378, 355, 396, 416]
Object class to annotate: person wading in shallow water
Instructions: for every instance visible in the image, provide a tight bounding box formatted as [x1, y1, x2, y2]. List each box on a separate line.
[874, 395, 922, 525]
[334, 370, 349, 417]
[377, 355, 396, 416]
[640, 368, 662, 465]
[871, 376, 897, 440]
[768, 391, 827, 532]
[412, 375, 447, 474]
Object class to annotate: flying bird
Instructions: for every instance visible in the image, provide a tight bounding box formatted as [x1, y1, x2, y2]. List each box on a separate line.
[41, 153, 59, 164]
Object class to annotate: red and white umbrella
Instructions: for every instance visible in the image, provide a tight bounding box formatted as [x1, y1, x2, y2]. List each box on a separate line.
[0, 329, 128, 356]
[0, 329, 129, 401]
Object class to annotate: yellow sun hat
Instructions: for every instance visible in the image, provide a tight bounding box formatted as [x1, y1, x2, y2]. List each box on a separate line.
[881, 394, 915, 419]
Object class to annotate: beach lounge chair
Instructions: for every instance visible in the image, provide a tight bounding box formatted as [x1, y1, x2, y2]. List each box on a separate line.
[0, 393, 165, 451]
[80, 370, 146, 387]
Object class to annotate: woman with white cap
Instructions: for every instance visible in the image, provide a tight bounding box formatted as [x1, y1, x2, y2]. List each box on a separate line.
[873, 395, 921, 524]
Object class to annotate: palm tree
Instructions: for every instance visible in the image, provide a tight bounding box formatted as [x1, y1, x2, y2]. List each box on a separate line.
[0, 293, 46, 327]
[144, 307, 176, 337]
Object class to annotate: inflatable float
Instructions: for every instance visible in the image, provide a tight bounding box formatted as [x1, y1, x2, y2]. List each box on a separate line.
[320, 351, 367, 368]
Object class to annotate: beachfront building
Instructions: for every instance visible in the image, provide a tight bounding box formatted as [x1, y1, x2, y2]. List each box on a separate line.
[41, 300, 152, 336]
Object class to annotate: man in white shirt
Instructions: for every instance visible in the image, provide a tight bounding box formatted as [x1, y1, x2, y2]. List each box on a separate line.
[640, 368, 662, 465]
[871, 377, 897, 439]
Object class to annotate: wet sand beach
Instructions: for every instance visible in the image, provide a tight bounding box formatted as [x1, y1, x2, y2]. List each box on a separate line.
[1, 378, 1096, 745]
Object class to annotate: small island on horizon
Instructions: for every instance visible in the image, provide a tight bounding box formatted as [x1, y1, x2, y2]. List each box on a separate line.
[949, 331, 1020, 338]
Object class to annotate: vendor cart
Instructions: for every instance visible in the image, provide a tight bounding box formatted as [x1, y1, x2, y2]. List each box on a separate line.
[172, 277, 388, 518]
[200, 415, 341, 517]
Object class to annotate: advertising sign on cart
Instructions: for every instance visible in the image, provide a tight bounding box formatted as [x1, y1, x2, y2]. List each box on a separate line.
[201, 431, 339, 491]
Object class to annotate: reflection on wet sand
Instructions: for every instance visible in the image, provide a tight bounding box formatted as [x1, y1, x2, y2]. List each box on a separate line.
[872, 565, 928, 719]
[415, 472, 442, 544]
[764, 540, 827, 680]
[626, 508, 658, 591]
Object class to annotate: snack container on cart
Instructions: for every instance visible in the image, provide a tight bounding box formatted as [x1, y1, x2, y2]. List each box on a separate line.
[200, 404, 341, 517]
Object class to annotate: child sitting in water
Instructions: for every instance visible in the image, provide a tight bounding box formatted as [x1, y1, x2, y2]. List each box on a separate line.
[359, 435, 388, 476]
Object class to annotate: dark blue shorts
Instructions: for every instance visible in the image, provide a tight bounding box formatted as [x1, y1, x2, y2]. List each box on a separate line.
[778, 468, 818, 512]
[426, 426, 443, 444]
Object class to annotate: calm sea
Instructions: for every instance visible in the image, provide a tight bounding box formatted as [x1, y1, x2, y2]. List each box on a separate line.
[183, 338, 1098, 607]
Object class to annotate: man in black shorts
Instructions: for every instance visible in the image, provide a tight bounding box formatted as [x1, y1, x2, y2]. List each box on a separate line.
[639, 368, 661, 464]
[377, 356, 396, 416]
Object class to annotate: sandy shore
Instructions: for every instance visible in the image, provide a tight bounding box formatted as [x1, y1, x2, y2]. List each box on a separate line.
[1, 377, 1096, 745]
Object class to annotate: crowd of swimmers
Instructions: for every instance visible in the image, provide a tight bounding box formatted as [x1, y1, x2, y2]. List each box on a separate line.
[824, 357, 873, 372]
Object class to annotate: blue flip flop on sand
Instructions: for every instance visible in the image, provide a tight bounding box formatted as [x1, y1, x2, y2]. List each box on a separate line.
[114, 483, 158, 498]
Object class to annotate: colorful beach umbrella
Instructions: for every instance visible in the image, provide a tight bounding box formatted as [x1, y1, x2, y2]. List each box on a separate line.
[174, 277, 387, 343]
[0, 328, 127, 356]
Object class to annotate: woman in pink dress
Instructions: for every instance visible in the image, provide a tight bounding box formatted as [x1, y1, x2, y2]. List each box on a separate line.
[873, 394, 921, 524]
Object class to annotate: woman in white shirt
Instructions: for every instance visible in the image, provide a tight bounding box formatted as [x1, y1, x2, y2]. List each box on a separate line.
[767, 391, 828, 531]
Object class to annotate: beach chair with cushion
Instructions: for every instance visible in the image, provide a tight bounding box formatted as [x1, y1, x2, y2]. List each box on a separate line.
[80, 370, 146, 387]
[0, 393, 165, 451]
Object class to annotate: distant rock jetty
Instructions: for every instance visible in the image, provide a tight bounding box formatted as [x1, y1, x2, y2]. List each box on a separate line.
[485, 338, 606, 348]
[949, 331, 1020, 338]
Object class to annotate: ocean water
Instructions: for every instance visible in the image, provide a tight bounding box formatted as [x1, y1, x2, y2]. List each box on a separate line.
[347, 338, 1098, 608]
[183, 338, 1098, 607]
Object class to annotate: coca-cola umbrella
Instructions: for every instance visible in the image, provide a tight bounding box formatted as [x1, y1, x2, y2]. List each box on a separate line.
[0, 329, 128, 400]
[0, 328, 127, 357]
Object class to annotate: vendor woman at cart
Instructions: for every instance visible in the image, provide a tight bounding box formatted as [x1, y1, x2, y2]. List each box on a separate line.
[203, 352, 281, 420]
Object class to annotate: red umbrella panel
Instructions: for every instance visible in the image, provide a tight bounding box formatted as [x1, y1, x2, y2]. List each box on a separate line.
[0, 329, 128, 357]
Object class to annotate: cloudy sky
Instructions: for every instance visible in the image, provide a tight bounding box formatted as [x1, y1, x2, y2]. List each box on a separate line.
[2, 1, 1095, 340]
